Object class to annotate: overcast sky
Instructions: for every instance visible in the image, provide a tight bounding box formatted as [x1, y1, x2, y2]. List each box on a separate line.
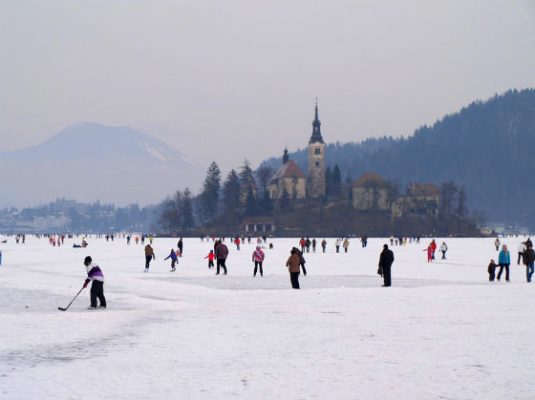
[1, 0, 534, 171]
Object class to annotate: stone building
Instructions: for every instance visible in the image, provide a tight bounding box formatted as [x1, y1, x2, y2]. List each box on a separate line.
[267, 149, 307, 200]
[391, 183, 440, 218]
[352, 173, 391, 210]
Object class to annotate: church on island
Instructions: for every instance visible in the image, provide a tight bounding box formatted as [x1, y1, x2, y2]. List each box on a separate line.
[241, 102, 449, 235]
[267, 102, 326, 201]
[266, 101, 440, 217]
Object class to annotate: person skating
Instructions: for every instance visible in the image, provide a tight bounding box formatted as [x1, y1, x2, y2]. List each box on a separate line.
[488, 259, 497, 282]
[177, 238, 183, 257]
[523, 243, 535, 283]
[205, 249, 215, 269]
[424, 244, 433, 262]
[83, 256, 106, 309]
[321, 239, 327, 253]
[494, 237, 501, 251]
[517, 241, 526, 265]
[343, 238, 350, 253]
[293, 247, 308, 276]
[497, 244, 511, 282]
[430, 239, 437, 260]
[299, 238, 306, 252]
[377, 244, 394, 287]
[335, 238, 341, 253]
[164, 248, 178, 272]
[440, 242, 448, 260]
[234, 236, 241, 250]
[286, 248, 302, 289]
[215, 240, 229, 275]
[312, 238, 316, 252]
[144, 244, 155, 272]
[252, 246, 265, 277]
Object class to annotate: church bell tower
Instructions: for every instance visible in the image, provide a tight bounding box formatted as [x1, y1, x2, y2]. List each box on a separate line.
[308, 100, 326, 198]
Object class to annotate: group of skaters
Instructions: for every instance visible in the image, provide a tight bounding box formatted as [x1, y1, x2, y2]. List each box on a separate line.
[423, 239, 448, 262]
[488, 238, 534, 282]
[5, 232, 535, 310]
[145, 238, 183, 272]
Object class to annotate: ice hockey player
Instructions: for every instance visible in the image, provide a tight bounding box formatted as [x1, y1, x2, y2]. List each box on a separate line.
[83, 256, 106, 309]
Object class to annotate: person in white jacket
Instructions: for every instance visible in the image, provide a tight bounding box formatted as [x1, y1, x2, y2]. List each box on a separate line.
[440, 242, 448, 260]
[518, 241, 527, 265]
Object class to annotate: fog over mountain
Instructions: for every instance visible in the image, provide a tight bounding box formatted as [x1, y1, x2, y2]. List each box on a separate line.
[0, 123, 204, 207]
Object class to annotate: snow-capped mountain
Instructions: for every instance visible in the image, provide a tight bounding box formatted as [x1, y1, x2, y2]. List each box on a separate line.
[0, 123, 205, 207]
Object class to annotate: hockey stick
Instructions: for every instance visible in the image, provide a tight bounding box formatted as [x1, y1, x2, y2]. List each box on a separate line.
[58, 286, 85, 311]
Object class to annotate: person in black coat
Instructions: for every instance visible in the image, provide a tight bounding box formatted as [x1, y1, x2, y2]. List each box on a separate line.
[378, 244, 394, 287]
[177, 238, 183, 257]
[523, 243, 535, 283]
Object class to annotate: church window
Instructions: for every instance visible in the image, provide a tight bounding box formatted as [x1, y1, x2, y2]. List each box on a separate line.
[314, 147, 321, 155]
[315, 161, 320, 167]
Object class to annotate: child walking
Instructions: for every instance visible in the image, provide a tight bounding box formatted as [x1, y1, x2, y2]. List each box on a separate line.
[205, 249, 215, 269]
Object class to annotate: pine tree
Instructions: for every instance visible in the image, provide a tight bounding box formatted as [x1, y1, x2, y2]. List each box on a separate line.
[181, 188, 194, 230]
[223, 169, 240, 222]
[200, 161, 221, 223]
[239, 160, 256, 204]
[325, 166, 333, 196]
[331, 164, 342, 196]
[245, 187, 258, 216]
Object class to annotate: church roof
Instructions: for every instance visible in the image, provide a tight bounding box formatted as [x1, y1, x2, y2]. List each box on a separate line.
[409, 183, 440, 197]
[270, 160, 306, 182]
[353, 172, 387, 187]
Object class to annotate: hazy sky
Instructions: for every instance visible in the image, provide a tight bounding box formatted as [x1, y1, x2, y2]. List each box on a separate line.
[1, 0, 535, 172]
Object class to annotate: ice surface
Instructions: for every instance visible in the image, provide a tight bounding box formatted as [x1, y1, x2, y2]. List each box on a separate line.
[0, 236, 534, 399]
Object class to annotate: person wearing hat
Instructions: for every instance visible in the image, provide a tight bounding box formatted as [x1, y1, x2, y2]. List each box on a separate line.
[83, 256, 106, 309]
[378, 244, 395, 287]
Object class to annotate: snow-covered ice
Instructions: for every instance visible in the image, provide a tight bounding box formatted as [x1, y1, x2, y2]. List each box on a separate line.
[0, 236, 534, 400]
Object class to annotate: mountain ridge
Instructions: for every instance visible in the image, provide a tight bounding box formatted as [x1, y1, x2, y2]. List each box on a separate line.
[0, 123, 205, 207]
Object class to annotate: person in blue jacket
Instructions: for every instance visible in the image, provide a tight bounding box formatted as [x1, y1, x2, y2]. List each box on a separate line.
[497, 244, 511, 282]
[164, 248, 178, 272]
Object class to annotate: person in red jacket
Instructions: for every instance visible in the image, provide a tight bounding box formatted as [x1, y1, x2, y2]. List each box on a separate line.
[234, 237, 241, 251]
[204, 250, 215, 269]
[430, 239, 437, 260]
[424, 245, 433, 262]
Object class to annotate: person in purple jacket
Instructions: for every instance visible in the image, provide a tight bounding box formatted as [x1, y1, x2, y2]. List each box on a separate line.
[83, 256, 106, 309]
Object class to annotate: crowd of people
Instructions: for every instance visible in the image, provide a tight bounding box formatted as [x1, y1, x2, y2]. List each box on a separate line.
[1, 233, 533, 310]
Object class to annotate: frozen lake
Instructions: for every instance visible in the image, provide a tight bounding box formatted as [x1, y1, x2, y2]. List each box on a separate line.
[0, 236, 533, 399]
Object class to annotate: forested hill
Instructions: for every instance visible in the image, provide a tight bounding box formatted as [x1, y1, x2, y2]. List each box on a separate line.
[262, 89, 535, 229]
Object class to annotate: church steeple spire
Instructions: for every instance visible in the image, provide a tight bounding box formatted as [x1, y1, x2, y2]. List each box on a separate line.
[282, 147, 289, 164]
[309, 99, 324, 144]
